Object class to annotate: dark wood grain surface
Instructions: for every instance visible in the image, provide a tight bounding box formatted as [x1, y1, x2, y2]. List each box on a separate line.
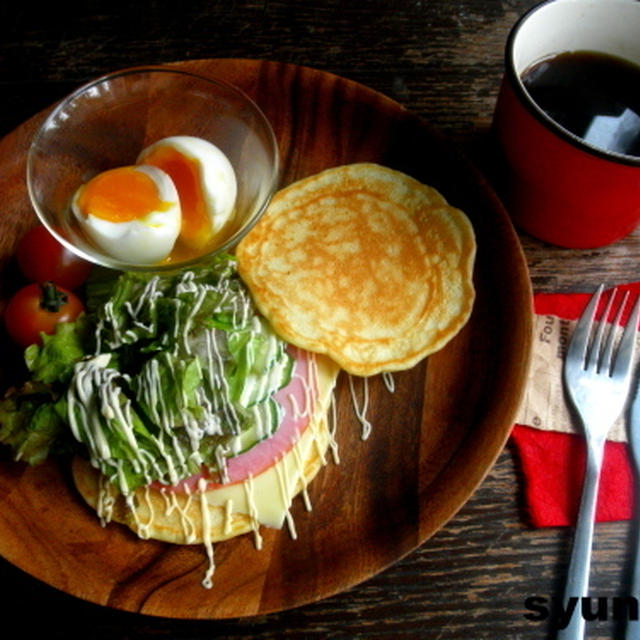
[1, 1, 638, 638]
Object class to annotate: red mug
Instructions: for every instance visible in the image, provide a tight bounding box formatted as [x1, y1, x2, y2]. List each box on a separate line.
[493, 0, 640, 249]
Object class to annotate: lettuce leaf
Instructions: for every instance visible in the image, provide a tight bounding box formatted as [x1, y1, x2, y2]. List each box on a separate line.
[0, 383, 69, 465]
[24, 315, 91, 385]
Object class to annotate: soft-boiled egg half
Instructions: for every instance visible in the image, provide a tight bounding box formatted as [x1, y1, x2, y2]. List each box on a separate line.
[71, 164, 181, 264]
[137, 136, 237, 252]
[71, 136, 238, 265]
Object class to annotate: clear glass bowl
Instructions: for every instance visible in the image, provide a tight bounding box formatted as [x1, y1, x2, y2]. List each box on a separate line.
[26, 66, 279, 271]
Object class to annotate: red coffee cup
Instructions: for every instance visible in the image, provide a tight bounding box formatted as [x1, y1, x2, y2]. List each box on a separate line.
[493, 0, 640, 248]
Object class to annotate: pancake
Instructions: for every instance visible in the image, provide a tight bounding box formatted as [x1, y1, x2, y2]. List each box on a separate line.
[236, 163, 476, 376]
[72, 352, 340, 545]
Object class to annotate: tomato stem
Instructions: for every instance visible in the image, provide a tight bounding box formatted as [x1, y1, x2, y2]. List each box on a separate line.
[39, 281, 68, 312]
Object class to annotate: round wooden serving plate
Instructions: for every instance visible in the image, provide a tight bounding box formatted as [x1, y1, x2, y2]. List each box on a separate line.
[0, 59, 532, 619]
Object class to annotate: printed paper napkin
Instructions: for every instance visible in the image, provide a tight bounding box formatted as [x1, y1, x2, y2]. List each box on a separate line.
[510, 283, 640, 527]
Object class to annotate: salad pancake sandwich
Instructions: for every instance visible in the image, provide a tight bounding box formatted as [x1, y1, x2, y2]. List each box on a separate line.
[0, 254, 339, 587]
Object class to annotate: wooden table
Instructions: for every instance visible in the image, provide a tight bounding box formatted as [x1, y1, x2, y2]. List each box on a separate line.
[1, 2, 638, 638]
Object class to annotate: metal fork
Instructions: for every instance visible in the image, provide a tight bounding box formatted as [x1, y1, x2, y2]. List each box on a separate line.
[558, 284, 640, 640]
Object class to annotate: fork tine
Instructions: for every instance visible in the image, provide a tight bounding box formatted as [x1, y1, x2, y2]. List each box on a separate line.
[589, 287, 618, 373]
[600, 289, 628, 374]
[612, 293, 640, 379]
[567, 283, 603, 369]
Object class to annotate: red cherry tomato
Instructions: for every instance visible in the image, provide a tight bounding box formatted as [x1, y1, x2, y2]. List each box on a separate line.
[4, 282, 84, 347]
[16, 225, 92, 290]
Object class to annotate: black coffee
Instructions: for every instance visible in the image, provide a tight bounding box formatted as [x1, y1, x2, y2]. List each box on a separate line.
[521, 50, 640, 157]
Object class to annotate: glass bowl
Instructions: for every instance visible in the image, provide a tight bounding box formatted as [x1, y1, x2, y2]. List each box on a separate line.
[26, 66, 279, 272]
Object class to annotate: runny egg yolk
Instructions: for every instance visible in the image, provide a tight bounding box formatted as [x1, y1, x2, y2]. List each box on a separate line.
[75, 166, 174, 222]
[140, 146, 211, 247]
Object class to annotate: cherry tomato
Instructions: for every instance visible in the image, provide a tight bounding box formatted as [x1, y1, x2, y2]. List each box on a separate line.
[4, 282, 84, 347]
[16, 225, 92, 290]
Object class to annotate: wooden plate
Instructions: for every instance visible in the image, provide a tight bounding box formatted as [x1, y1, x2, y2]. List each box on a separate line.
[0, 59, 532, 619]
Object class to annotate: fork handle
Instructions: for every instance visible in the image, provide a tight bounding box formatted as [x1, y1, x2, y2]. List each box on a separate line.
[625, 522, 640, 639]
[624, 459, 640, 639]
[557, 436, 606, 640]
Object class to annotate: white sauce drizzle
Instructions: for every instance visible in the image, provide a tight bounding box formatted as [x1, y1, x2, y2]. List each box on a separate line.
[132, 486, 155, 540]
[347, 375, 372, 440]
[214, 444, 230, 484]
[125, 487, 154, 540]
[328, 393, 340, 464]
[302, 355, 329, 466]
[124, 494, 145, 538]
[243, 474, 263, 550]
[313, 421, 327, 467]
[90, 355, 400, 590]
[197, 477, 215, 589]
[286, 392, 304, 420]
[274, 454, 297, 539]
[158, 485, 198, 543]
[96, 472, 115, 526]
[159, 487, 172, 515]
[347, 371, 396, 441]
[181, 487, 198, 544]
[290, 433, 312, 512]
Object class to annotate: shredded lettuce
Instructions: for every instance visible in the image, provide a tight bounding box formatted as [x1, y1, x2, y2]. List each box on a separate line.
[0, 254, 294, 495]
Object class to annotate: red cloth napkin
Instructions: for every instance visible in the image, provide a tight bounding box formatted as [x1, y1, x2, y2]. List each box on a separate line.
[510, 283, 640, 527]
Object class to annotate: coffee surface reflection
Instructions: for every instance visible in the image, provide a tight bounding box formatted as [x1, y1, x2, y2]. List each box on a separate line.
[522, 50, 640, 158]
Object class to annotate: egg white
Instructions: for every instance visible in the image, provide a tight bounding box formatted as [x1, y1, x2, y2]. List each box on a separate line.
[71, 165, 181, 264]
[136, 136, 237, 240]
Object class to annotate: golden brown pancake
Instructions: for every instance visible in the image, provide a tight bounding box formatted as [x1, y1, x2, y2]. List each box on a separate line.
[236, 163, 476, 376]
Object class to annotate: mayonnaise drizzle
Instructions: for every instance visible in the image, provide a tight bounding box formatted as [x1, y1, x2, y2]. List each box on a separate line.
[96, 472, 116, 526]
[202, 327, 241, 434]
[197, 477, 215, 589]
[176, 485, 197, 543]
[243, 474, 263, 550]
[347, 375, 372, 440]
[274, 453, 297, 539]
[214, 443, 230, 484]
[328, 393, 340, 464]
[129, 487, 155, 540]
[345, 371, 396, 441]
[291, 433, 312, 511]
